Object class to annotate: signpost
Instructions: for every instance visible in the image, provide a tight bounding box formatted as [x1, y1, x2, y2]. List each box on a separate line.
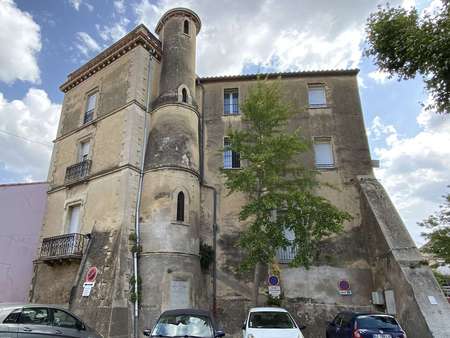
[268, 275, 281, 298]
[82, 267, 98, 297]
[338, 279, 352, 296]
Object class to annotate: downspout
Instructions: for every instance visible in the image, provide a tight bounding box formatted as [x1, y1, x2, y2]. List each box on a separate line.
[198, 80, 218, 316]
[134, 54, 153, 338]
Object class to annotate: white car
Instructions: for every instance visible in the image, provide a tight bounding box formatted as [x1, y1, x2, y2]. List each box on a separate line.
[242, 307, 305, 338]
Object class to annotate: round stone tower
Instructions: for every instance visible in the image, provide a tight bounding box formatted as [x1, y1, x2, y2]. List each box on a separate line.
[139, 8, 204, 328]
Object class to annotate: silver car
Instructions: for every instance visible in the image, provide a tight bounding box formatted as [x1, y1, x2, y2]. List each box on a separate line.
[0, 304, 102, 338]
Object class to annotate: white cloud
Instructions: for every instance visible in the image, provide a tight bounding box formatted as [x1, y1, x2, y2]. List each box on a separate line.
[96, 18, 130, 43]
[0, 89, 60, 182]
[68, 0, 93, 12]
[75, 32, 101, 56]
[113, 0, 126, 14]
[370, 99, 450, 245]
[134, 0, 403, 76]
[0, 0, 41, 84]
[368, 70, 393, 84]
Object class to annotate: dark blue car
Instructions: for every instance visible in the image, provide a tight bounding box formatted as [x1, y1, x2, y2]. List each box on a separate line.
[326, 312, 406, 338]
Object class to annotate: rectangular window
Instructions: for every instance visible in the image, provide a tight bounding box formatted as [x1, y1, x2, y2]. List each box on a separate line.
[275, 210, 297, 263]
[224, 88, 239, 115]
[67, 205, 81, 234]
[84, 92, 97, 124]
[308, 84, 326, 107]
[313, 137, 334, 168]
[223, 137, 240, 169]
[79, 140, 90, 162]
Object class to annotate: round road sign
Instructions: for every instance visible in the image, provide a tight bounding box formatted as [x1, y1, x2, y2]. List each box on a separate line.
[85, 267, 98, 283]
[268, 275, 279, 286]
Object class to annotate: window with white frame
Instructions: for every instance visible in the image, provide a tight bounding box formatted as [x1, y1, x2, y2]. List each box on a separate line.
[84, 92, 97, 124]
[308, 84, 327, 108]
[313, 137, 334, 168]
[79, 140, 90, 162]
[224, 88, 239, 115]
[223, 137, 240, 169]
[67, 204, 81, 234]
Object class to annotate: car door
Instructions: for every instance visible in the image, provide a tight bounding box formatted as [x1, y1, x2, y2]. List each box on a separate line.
[1, 308, 21, 338]
[50, 309, 84, 338]
[17, 307, 57, 338]
[327, 314, 342, 338]
[338, 314, 352, 338]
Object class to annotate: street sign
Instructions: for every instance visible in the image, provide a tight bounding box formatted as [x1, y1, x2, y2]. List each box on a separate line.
[268, 285, 281, 298]
[85, 266, 98, 283]
[82, 282, 95, 297]
[268, 275, 279, 286]
[338, 279, 352, 296]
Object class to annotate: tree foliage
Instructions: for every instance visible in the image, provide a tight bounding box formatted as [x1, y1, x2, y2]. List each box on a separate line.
[222, 80, 352, 271]
[365, 2, 450, 114]
[419, 187, 450, 264]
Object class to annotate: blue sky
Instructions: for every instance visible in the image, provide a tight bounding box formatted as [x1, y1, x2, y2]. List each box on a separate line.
[0, 0, 449, 245]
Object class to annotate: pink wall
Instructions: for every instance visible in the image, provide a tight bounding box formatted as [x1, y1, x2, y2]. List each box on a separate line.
[0, 182, 47, 302]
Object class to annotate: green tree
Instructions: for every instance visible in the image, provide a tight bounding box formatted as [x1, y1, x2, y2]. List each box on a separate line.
[419, 188, 450, 264]
[222, 80, 352, 304]
[365, 2, 450, 114]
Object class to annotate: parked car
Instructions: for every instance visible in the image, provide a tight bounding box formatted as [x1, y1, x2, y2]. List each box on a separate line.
[326, 311, 406, 338]
[242, 307, 305, 338]
[0, 303, 102, 338]
[143, 309, 225, 338]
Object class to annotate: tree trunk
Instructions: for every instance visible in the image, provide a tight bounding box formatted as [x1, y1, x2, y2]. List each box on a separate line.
[252, 262, 261, 306]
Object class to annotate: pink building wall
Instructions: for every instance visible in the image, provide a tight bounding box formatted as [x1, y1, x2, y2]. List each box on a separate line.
[0, 182, 47, 302]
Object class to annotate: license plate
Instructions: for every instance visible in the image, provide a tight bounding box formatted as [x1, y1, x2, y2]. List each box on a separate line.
[373, 335, 391, 338]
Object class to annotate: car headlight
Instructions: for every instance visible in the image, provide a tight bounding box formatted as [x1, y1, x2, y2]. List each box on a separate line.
[247, 334, 255, 338]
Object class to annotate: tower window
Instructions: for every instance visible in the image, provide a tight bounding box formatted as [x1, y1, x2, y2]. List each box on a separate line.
[182, 88, 188, 103]
[176, 192, 185, 222]
[184, 20, 189, 35]
[223, 137, 240, 169]
[224, 88, 239, 115]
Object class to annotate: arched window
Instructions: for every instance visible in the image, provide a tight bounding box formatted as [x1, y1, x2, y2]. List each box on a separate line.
[182, 88, 188, 103]
[176, 192, 185, 222]
[184, 20, 189, 34]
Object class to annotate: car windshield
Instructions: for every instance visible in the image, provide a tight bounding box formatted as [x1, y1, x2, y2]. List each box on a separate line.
[249, 311, 295, 329]
[151, 314, 214, 337]
[357, 315, 399, 329]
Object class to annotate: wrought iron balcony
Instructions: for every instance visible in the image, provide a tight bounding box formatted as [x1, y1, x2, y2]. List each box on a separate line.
[277, 245, 297, 264]
[40, 233, 86, 262]
[65, 160, 91, 184]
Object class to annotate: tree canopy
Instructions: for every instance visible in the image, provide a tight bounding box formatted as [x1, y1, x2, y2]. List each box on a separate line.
[365, 2, 450, 114]
[419, 187, 450, 264]
[222, 80, 352, 272]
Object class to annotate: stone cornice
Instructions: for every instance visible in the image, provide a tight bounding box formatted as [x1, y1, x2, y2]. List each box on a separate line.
[60, 25, 162, 93]
[155, 7, 201, 35]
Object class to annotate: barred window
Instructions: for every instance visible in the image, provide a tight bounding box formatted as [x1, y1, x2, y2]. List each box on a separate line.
[223, 137, 240, 169]
[224, 88, 239, 115]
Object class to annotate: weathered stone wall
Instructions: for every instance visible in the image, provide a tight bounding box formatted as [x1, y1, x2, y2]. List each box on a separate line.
[32, 43, 157, 338]
[359, 176, 450, 338]
[199, 75, 375, 337]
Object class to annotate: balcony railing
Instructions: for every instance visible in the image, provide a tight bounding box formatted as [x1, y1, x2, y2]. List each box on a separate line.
[277, 245, 297, 264]
[40, 233, 86, 261]
[65, 160, 91, 184]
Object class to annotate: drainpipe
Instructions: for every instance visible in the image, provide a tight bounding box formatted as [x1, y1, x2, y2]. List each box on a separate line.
[197, 80, 218, 316]
[133, 54, 153, 338]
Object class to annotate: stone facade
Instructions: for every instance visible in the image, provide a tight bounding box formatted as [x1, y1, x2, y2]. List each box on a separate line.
[31, 7, 450, 338]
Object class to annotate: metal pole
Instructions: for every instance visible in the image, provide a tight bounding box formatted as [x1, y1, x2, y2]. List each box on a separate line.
[134, 53, 153, 338]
